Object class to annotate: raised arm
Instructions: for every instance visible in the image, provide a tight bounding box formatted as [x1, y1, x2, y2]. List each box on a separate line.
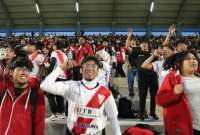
[163, 24, 176, 46]
[125, 28, 135, 54]
[141, 49, 162, 70]
[40, 60, 74, 96]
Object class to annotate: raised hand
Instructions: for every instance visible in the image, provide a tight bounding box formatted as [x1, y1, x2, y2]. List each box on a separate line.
[169, 24, 176, 35]
[174, 84, 183, 95]
[127, 28, 133, 38]
[60, 60, 74, 71]
[153, 49, 162, 58]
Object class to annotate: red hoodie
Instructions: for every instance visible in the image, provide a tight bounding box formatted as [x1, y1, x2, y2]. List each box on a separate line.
[156, 70, 193, 135]
[0, 78, 45, 135]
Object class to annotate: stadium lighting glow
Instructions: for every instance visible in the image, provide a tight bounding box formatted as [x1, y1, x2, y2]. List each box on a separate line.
[35, 3, 40, 14]
[150, 2, 154, 12]
[76, 2, 79, 12]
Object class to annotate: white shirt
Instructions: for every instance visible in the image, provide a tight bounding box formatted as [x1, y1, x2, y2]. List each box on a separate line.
[29, 51, 44, 78]
[97, 61, 111, 88]
[50, 50, 68, 70]
[96, 49, 111, 64]
[152, 60, 169, 86]
[40, 67, 121, 135]
[183, 77, 200, 130]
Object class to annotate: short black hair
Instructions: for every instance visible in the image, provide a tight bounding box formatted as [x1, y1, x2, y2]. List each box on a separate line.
[7, 44, 27, 57]
[81, 56, 101, 68]
[9, 56, 33, 71]
[174, 38, 188, 47]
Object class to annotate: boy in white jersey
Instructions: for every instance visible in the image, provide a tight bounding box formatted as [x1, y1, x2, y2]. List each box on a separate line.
[41, 56, 121, 135]
[27, 41, 44, 81]
[47, 42, 68, 120]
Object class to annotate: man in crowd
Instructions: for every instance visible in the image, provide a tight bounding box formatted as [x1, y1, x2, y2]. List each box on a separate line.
[41, 56, 121, 135]
[126, 29, 159, 120]
[0, 56, 45, 135]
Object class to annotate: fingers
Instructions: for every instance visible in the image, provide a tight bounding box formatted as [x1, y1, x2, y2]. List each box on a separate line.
[60, 60, 74, 70]
[65, 60, 74, 69]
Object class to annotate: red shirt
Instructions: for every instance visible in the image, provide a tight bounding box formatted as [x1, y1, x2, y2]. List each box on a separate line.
[74, 43, 94, 67]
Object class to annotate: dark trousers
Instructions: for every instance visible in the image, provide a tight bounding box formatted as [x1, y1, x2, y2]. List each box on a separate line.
[138, 71, 158, 115]
[116, 62, 126, 77]
[46, 94, 64, 114]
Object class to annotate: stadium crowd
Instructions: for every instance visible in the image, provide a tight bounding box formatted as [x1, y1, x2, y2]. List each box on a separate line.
[0, 24, 200, 135]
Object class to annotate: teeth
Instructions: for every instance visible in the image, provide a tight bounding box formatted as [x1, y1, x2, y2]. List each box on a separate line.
[21, 77, 26, 79]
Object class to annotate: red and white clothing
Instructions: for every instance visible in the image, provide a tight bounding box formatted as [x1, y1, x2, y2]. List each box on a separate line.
[29, 51, 45, 79]
[50, 50, 68, 70]
[40, 67, 121, 135]
[74, 43, 94, 67]
[156, 70, 193, 135]
[0, 78, 45, 135]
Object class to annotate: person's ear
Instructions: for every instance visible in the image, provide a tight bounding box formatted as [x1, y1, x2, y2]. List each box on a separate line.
[80, 67, 83, 74]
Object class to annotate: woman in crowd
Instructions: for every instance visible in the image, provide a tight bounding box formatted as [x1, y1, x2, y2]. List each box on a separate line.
[156, 51, 200, 135]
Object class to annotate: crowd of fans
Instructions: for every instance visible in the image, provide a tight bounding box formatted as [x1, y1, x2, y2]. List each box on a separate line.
[1, 24, 200, 135]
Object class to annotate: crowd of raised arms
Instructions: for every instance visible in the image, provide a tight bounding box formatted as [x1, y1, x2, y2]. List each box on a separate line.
[0, 24, 200, 135]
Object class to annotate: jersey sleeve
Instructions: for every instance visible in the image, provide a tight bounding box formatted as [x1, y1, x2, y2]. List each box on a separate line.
[40, 67, 72, 98]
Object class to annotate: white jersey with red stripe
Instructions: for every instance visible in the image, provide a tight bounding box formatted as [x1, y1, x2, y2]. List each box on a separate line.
[29, 51, 44, 78]
[40, 67, 121, 135]
[50, 50, 68, 70]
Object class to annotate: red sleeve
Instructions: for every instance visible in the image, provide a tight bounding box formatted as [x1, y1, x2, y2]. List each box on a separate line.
[156, 72, 182, 108]
[35, 89, 45, 135]
[86, 44, 94, 56]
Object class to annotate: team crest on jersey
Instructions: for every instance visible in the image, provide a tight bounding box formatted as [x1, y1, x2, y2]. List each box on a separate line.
[98, 94, 105, 105]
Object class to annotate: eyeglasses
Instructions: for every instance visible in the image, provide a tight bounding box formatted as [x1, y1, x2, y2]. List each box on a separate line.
[82, 64, 98, 69]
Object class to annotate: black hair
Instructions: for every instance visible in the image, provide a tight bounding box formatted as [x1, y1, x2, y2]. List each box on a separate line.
[9, 56, 33, 72]
[163, 51, 199, 74]
[174, 38, 188, 47]
[81, 56, 101, 68]
[163, 45, 174, 52]
[7, 44, 28, 57]
[55, 41, 64, 50]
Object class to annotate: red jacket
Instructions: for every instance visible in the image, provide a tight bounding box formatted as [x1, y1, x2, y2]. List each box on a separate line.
[116, 47, 126, 64]
[75, 43, 94, 67]
[0, 78, 45, 135]
[156, 70, 193, 135]
[123, 127, 154, 135]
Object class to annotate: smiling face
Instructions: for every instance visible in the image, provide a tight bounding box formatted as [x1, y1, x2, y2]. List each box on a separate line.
[181, 53, 198, 76]
[80, 60, 99, 81]
[11, 67, 30, 88]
